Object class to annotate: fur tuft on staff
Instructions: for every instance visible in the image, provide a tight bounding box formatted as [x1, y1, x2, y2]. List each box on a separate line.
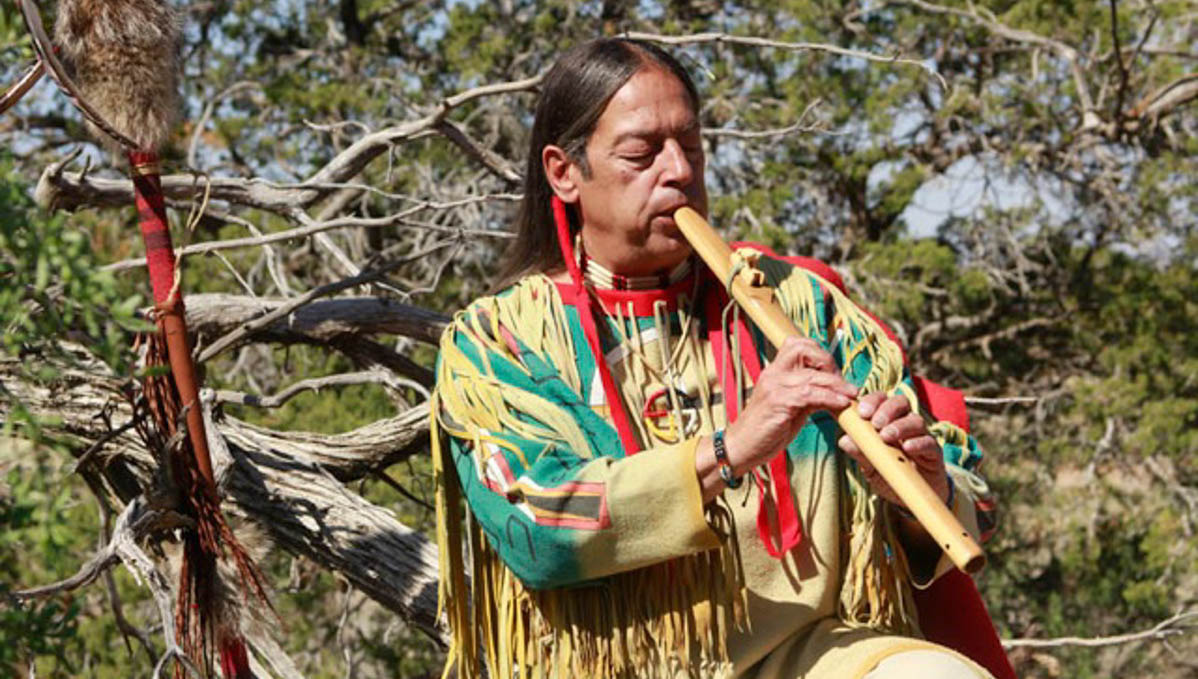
[52, 0, 181, 152]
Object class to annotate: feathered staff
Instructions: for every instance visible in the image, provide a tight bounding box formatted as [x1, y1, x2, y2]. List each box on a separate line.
[13, 1, 269, 677]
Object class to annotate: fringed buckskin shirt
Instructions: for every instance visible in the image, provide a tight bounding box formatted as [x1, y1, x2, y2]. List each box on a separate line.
[432, 248, 995, 679]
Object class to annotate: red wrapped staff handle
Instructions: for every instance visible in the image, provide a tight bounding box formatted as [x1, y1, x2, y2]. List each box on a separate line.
[129, 150, 216, 497]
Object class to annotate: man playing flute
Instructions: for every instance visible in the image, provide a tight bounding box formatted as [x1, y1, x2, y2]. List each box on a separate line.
[432, 38, 1008, 679]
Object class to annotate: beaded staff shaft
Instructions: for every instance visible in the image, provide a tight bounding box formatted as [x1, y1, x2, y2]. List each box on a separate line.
[674, 207, 985, 574]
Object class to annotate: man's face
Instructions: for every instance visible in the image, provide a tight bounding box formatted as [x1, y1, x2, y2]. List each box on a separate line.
[558, 66, 708, 277]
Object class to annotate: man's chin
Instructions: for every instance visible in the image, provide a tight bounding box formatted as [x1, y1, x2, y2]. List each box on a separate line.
[642, 235, 694, 270]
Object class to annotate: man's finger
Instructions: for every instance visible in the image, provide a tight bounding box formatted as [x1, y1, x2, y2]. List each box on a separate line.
[784, 369, 857, 398]
[869, 393, 911, 429]
[901, 435, 940, 456]
[878, 413, 926, 445]
[855, 392, 888, 418]
[777, 336, 838, 373]
[838, 434, 859, 456]
[785, 385, 854, 415]
[839, 436, 901, 505]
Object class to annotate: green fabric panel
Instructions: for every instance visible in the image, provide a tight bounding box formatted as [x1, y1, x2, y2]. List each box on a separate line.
[448, 436, 587, 587]
[443, 324, 620, 588]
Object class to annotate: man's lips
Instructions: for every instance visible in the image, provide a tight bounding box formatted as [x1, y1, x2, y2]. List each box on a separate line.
[652, 203, 691, 225]
[658, 202, 691, 217]
[651, 213, 681, 229]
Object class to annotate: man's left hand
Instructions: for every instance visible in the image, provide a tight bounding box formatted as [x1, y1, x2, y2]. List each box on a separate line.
[836, 392, 950, 509]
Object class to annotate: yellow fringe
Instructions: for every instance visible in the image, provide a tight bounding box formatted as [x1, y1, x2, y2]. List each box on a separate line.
[434, 276, 748, 678]
[434, 401, 747, 678]
[462, 508, 744, 679]
[757, 256, 921, 637]
[436, 406, 746, 677]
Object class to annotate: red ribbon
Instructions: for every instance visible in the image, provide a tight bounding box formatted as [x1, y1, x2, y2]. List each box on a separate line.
[704, 284, 803, 558]
[552, 196, 642, 455]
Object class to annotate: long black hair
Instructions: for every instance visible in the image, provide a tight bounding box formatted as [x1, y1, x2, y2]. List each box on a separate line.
[492, 38, 700, 291]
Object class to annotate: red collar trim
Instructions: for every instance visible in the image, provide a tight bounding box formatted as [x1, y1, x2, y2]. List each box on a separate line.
[553, 271, 700, 315]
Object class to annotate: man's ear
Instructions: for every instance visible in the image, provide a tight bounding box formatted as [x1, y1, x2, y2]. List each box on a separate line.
[542, 144, 581, 203]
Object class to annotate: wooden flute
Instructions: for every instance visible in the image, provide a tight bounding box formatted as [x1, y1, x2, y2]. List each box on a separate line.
[674, 207, 985, 574]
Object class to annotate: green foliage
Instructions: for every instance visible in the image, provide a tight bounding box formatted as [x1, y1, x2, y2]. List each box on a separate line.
[1057, 241, 1198, 466]
[1, 444, 161, 678]
[0, 154, 147, 376]
[855, 227, 1196, 676]
[0, 455, 83, 674]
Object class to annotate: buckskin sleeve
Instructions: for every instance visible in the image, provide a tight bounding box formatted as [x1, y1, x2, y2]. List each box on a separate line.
[437, 308, 720, 591]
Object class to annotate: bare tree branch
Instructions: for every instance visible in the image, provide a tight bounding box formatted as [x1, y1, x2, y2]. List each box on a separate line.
[197, 240, 454, 362]
[187, 81, 263, 169]
[12, 499, 191, 601]
[1, 351, 445, 646]
[963, 395, 1040, 406]
[894, 0, 1097, 125]
[435, 120, 522, 186]
[211, 370, 421, 409]
[627, 31, 948, 92]
[1129, 74, 1198, 122]
[303, 74, 542, 188]
[99, 194, 517, 273]
[222, 431, 444, 645]
[184, 294, 450, 347]
[704, 98, 833, 140]
[35, 58, 536, 214]
[0, 59, 44, 116]
[1108, 0, 1131, 120]
[1003, 611, 1198, 649]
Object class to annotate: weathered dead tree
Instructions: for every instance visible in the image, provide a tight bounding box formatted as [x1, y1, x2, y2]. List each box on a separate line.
[1, 341, 447, 647]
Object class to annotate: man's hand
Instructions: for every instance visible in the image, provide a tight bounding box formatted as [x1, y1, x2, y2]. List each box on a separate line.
[725, 337, 858, 469]
[698, 337, 857, 502]
[836, 392, 949, 509]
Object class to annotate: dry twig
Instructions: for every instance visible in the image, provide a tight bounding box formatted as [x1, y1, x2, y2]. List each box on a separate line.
[627, 31, 949, 92]
[1003, 611, 1198, 649]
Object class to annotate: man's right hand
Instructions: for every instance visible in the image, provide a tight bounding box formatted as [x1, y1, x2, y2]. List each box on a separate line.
[697, 336, 857, 503]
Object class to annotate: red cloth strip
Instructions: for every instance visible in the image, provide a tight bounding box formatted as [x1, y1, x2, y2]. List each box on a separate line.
[218, 636, 253, 679]
[552, 197, 641, 455]
[703, 277, 802, 558]
[912, 376, 971, 433]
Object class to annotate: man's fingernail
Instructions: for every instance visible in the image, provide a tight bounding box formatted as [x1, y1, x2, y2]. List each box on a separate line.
[858, 402, 874, 417]
[881, 426, 896, 439]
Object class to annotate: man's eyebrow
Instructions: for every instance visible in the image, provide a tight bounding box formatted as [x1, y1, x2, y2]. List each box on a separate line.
[610, 130, 655, 146]
[611, 122, 702, 146]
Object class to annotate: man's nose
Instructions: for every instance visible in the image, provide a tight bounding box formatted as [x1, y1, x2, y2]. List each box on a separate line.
[660, 139, 696, 187]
